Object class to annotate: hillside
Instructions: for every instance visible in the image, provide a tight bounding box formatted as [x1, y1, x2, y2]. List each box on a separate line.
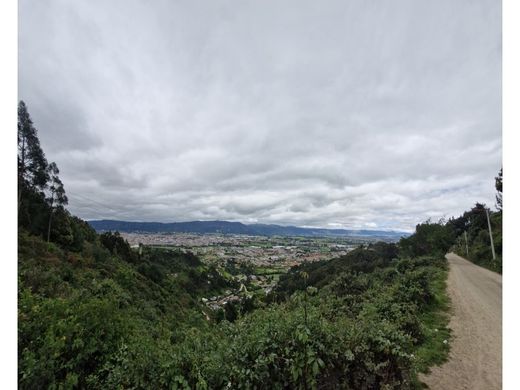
[19, 226, 451, 389]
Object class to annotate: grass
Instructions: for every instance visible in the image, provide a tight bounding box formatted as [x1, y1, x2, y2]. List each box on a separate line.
[411, 266, 452, 387]
[452, 241, 502, 275]
[460, 251, 502, 274]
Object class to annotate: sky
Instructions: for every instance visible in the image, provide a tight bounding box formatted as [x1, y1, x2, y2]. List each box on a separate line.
[18, 0, 501, 232]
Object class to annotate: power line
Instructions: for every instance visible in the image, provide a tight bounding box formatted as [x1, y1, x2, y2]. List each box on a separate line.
[67, 193, 133, 219]
[68, 192, 119, 213]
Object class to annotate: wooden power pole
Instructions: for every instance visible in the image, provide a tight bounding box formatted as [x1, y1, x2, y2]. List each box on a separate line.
[485, 208, 496, 262]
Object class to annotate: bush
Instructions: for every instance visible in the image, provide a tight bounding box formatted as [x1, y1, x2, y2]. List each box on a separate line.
[19, 231, 449, 389]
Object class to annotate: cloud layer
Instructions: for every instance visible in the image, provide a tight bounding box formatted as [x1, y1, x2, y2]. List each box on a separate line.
[19, 0, 501, 231]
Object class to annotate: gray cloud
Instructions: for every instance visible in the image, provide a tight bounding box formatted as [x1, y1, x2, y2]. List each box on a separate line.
[19, 0, 501, 232]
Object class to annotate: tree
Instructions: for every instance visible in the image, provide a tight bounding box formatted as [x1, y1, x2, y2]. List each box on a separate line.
[46, 162, 68, 242]
[462, 203, 488, 239]
[18, 101, 49, 209]
[398, 219, 457, 258]
[99, 231, 136, 263]
[495, 168, 502, 211]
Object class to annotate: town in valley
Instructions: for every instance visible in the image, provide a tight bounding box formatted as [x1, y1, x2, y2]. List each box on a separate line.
[120, 232, 385, 311]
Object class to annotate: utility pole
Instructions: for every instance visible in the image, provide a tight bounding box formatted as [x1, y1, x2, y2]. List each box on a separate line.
[464, 231, 469, 257]
[485, 208, 496, 262]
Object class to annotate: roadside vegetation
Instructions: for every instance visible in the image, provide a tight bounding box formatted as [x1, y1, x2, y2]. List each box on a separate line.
[17, 101, 500, 388]
[398, 173, 502, 274]
[451, 201, 502, 273]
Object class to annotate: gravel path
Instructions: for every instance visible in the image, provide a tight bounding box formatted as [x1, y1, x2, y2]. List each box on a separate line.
[420, 253, 502, 389]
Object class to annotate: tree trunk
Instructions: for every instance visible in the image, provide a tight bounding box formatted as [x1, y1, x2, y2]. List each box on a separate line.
[18, 186, 22, 212]
[47, 209, 53, 242]
[18, 137, 25, 212]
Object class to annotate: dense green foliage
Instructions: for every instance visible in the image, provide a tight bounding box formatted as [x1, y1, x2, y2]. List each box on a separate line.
[275, 242, 398, 299]
[451, 204, 502, 273]
[399, 221, 456, 259]
[18, 100, 82, 249]
[19, 229, 450, 389]
[495, 168, 502, 211]
[398, 199, 502, 273]
[397, 170, 503, 273]
[18, 230, 232, 389]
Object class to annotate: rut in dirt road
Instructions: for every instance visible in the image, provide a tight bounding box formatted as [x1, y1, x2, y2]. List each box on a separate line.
[420, 253, 502, 390]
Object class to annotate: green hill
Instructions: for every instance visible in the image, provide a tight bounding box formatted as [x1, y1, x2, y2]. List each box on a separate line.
[19, 225, 452, 389]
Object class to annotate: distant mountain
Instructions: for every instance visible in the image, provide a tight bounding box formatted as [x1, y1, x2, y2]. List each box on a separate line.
[87, 219, 409, 240]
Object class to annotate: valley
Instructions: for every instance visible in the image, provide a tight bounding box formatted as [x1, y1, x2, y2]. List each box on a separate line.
[120, 232, 372, 311]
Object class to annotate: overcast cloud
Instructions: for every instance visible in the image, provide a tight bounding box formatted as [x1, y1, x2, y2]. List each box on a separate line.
[19, 0, 501, 232]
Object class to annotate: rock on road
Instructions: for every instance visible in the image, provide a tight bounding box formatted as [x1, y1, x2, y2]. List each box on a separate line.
[421, 253, 502, 389]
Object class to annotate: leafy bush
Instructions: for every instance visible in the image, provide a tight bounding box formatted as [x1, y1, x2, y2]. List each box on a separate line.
[19, 229, 449, 389]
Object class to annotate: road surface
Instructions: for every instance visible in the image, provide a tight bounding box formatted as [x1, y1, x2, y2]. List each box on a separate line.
[421, 253, 502, 389]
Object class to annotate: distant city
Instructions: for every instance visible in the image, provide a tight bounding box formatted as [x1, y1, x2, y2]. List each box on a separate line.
[117, 231, 375, 311]
[88, 219, 409, 240]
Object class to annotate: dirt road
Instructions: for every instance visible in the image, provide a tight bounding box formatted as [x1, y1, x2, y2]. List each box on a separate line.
[421, 253, 502, 389]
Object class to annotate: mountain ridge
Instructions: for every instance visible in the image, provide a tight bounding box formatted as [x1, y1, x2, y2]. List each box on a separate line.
[87, 219, 409, 240]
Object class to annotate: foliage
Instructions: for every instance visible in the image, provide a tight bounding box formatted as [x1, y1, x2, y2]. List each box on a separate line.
[17, 100, 80, 249]
[495, 168, 502, 211]
[397, 194, 502, 273]
[19, 225, 452, 389]
[275, 243, 398, 299]
[99, 231, 137, 263]
[17, 100, 455, 388]
[18, 100, 49, 195]
[18, 230, 218, 389]
[453, 208, 502, 273]
[399, 220, 456, 258]
[45, 162, 68, 242]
